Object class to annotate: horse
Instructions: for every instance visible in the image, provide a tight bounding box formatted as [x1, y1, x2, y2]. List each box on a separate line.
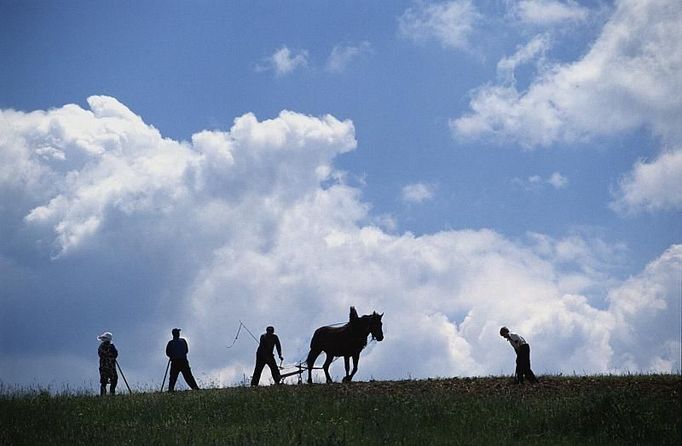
[306, 306, 384, 384]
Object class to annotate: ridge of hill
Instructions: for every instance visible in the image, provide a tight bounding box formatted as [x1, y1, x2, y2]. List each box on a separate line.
[2, 375, 680, 445]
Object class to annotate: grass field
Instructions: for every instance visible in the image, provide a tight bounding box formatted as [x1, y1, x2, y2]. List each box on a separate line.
[1, 375, 680, 445]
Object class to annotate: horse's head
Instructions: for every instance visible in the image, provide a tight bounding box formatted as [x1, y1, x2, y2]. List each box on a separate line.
[369, 311, 384, 341]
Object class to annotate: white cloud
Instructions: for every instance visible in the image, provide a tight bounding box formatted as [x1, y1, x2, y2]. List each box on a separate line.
[0, 97, 679, 391]
[398, 0, 481, 50]
[497, 34, 550, 83]
[451, 0, 682, 147]
[401, 182, 436, 203]
[510, 0, 589, 25]
[258, 46, 309, 76]
[548, 171, 568, 189]
[610, 150, 682, 214]
[326, 42, 372, 73]
[512, 171, 568, 190]
[607, 244, 682, 371]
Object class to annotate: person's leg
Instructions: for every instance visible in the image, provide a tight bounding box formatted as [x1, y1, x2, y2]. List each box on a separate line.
[524, 345, 538, 383]
[251, 356, 265, 386]
[180, 360, 200, 390]
[169, 360, 181, 391]
[519, 345, 533, 383]
[515, 353, 523, 384]
[266, 356, 281, 384]
[100, 374, 107, 395]
[110, 374, 118, 394]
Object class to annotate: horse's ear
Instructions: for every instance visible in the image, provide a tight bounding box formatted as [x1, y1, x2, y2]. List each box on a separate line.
[349, 306, 359, 321]
[379, 312, 384, 319]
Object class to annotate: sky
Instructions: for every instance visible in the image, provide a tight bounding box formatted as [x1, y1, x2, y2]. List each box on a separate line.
[1, 0, 680, 391]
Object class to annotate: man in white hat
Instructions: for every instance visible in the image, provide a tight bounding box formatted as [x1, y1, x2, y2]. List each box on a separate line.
[499, 326, 538, 384]
[97, 331, 118, 395]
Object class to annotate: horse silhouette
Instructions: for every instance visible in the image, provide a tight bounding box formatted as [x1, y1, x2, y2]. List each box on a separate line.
[306, 306, 384, 384]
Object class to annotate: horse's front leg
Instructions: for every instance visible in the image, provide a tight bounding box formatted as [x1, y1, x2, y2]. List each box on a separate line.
[323, 353, 335, 384]
[342, 356, 351, 382]
[347, 353, 360, 382]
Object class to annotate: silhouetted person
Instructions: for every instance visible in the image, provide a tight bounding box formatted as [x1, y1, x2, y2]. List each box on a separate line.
[251, 326, 283, 386]
[97, 331, 118, 395]
[500, 326, 538, 384]
[166, 328, 200, 391]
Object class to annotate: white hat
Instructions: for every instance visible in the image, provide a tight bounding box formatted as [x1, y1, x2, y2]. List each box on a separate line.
[97, 331, 113, 342]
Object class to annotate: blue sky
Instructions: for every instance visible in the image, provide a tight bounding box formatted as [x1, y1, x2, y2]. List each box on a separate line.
[1, 0, 680, 390]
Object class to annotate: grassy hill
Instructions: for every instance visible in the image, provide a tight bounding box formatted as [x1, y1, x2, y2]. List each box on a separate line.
[1, 375, 680, 445]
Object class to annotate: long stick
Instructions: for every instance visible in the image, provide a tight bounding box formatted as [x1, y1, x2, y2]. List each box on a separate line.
[239, 320, 260, 344]
[160, 359, 170, 392]
[115, 360, 132, 393]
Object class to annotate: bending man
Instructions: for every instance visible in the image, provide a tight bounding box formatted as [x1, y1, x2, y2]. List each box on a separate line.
[499, 326, 538, 384]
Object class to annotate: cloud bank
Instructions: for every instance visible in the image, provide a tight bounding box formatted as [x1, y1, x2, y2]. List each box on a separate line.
[0, 97, 679, 390]
[451, 0, 682, 214]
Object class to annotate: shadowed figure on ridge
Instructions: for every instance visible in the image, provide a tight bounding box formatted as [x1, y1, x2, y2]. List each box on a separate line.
[97, 331, 118, 395]
[500, 326, 538, 384]
[251, 325, 284, 386]
[306, 306, 384, 384]
[165, 328, 200, 391]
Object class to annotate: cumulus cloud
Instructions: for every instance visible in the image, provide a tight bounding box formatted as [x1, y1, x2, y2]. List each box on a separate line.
[610, 150, 682, 214]
[401, 182, 436, 203]
[607, 244, 682, 371]
[398, 0, 481, 50]
[326, 42, 372, 73]
[452, 0, 682, 214]
[258, 46, 309, 76]
[0, 97, 679, 391]
[509, 0, 590, 25]
[451, 0, 682, 147]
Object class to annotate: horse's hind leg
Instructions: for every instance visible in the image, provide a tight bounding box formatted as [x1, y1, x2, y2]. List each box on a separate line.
[306, 348, 321, 384]
[323, 353, 334, 384]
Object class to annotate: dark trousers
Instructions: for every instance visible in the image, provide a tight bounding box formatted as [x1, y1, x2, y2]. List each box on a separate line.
[169, 358, 199, 391]
[99, 373, 118, 395]
[515, 344, 538, 384]
[251, 354, 280, 386]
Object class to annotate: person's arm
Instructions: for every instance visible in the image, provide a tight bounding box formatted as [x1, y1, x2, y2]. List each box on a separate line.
[275, 336, 282, 359]
[166, 341, 171, 358]
[182, 339, 189, 355]
[111, 344, 118, 359]
[508, 334, 521, 350]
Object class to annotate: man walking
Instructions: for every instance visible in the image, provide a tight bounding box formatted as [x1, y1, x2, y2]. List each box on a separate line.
[251, 326, 284, 386]
[97, 331, 118, 395]
[499, 326, 538, 384]
[165, 328, 200, 391]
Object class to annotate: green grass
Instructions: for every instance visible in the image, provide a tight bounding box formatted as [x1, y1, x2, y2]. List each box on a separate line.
[1, 375, 680, 445]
